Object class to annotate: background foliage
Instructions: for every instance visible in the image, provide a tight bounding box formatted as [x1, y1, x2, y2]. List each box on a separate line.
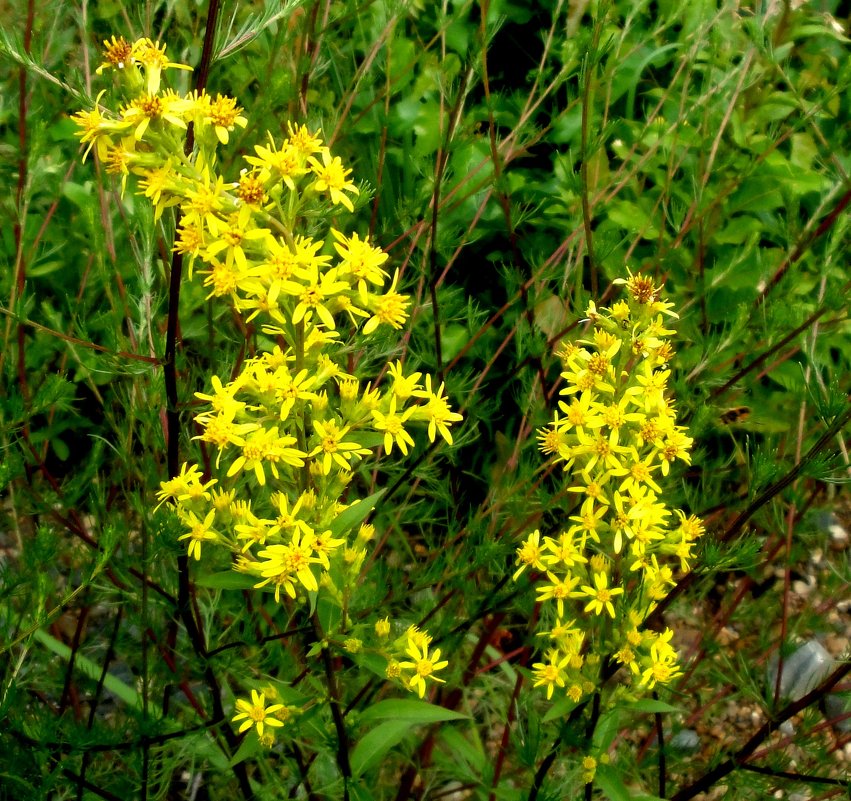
[1, 0, 849, 799]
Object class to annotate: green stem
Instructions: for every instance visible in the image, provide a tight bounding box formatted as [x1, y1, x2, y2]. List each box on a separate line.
[312, 614, 351, 800]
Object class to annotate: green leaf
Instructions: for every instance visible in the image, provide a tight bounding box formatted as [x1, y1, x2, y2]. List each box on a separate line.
[349, 780, 377, 801]
[356, 431, 385, 449]
[194, 572, 257, 590]
[441, 323, 469, 363]
[351, 719, 412, 777]
[607, 200, 659, 238]
[594, 764, 632, 801]
[33, 629, 150, 715]
[229, 730, 262, 766]
[437, 726, 485, 773]
[61, 181, 92, 210]
[729, 175, 783, 212]
[29, 260, 65, 277]
[542, 694, 580, 723]
[714, 215, 760, 245]
[359, 698, 469, 724]
[51, 437, 69, 462]
[317, 595, 341, 632]
[593, 709, 622, 752]
[329, 489, 386, 538]
[626, 699, 681, 714]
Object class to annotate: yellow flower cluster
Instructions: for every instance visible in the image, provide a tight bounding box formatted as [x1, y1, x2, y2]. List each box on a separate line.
[378, 623, 449, 699]
[515, 271, 704, 702]
[74, 37, 462, 719]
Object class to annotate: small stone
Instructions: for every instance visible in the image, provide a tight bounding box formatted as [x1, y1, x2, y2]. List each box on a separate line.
[825, 694, 851, 733]
[717, 626, 739, 646]
[779, 719, 795, 736]
[767, 641, 835, 701]
[670, 728, 700, 752]
[812, 510, 849, 551]
[829, 522, 848, 543]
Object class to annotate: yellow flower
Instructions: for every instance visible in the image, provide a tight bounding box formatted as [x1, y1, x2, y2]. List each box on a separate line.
[309, 419, 370, 474]
[513, 529, 546, 580]
[372, 396, 416, 455]
[537, 412, 572, 456]
[272, 367, 317, 420]
[234, 509, 275, 553]
[332, 228, 389, 303]
[362, 270, 410, 334]
[232, 690, 285, 738]
[97, 36, 133, 72]
[557, 391, 604, 433]
[281, 263, 349, 330]
[71, 90, 124, 161]
[542, 531, 588, 570]
[206, 206, 271, 273]
[403, 625, 432, 650]
[535, 571, 581, 617]
[639, 628, 682, 688]
[195, 374, 246, 417]
[178, 509, 218, 560]
[226, 426, 307, 485]
[255, 531, 320, 601]
[614, 644, 640, 675]
[237, 170, 268, 207]
[398, 639, 449, 698]
[613, 449, 662, 495]
[182, 170, 232, 233]
[578, 571, 623, 618]
[311, 529, 345, 569]
[567, 497, 608, 543]
[156, 462, 216, 510]
[121, 90, 192, 140]
[245, 132, 306, 190]
[387, 360, 423, 400]
[201, 93, 247, 144]
[308, 148, 358, 211]
[270, 492, 314, 538]
[531, 650, 570, 699]
[287, 122, 324, 157]
[130, 37, 193, 94]
[414, 374, 463, 445]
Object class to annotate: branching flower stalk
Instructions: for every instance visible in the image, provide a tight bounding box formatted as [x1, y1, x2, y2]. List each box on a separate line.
[73, 36, 461, 747]
[515, 272, 705, 783]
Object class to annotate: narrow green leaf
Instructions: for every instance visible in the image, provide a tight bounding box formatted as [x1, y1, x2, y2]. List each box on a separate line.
[359, 698, 469, 724]
[437, 726, 485, 773]
[542, 694, 580, 723]
[194, 572, 257, 590]
[595, 764, 632, 801]
[592, 709, 622, 751]
[351, 719, 412, 777]
[229, 731, 261, 766]
[349, 781, 377, 801]
[626, 699, 681, 714]
[329, 489, 386, 538]
[33, 629, 151, 715]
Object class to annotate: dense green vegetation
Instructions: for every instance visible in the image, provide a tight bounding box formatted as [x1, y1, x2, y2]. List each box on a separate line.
[1, 1, 849, 799]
